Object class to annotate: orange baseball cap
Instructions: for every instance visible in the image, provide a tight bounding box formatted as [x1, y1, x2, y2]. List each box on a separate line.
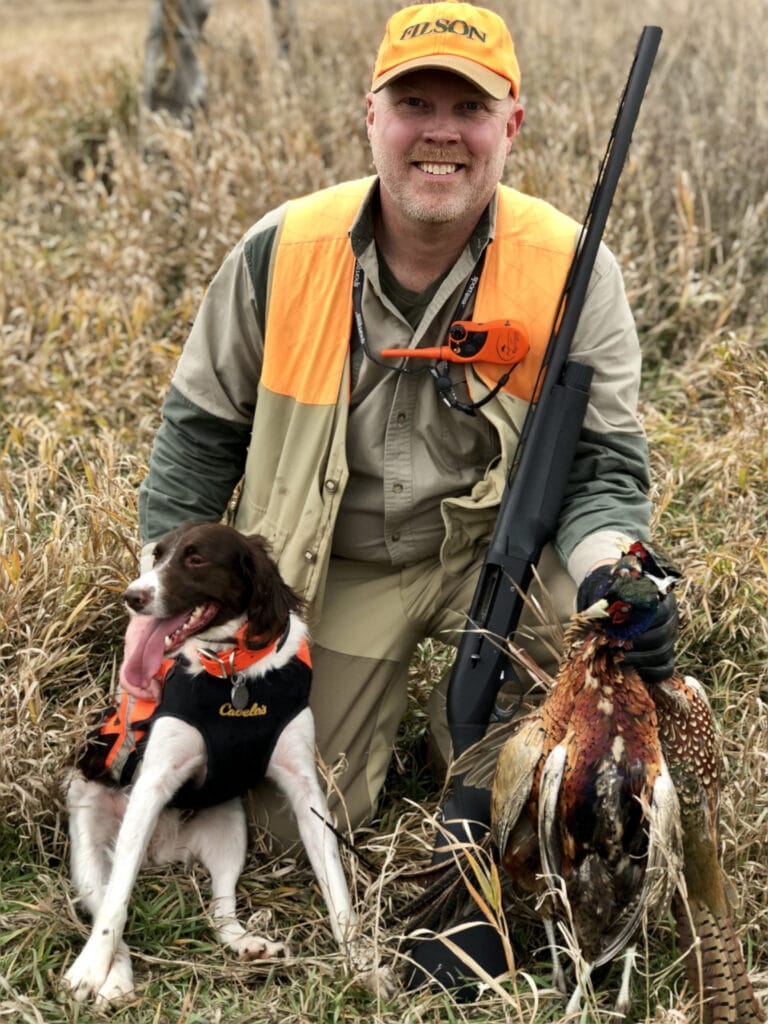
[371, 2, 521, 100]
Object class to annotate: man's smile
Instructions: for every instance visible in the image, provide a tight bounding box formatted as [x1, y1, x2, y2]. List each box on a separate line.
[414, 161, 462, 175]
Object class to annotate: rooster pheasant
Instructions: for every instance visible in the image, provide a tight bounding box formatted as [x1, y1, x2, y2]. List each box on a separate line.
[489, 566, 681, 1015]
[626, 543, 764, 1023]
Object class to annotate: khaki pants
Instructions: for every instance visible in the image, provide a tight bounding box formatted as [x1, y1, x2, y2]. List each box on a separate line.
[248, 544, 575, 846]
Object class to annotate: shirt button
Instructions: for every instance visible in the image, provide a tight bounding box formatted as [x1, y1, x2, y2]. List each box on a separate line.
[392, 482, 403, 493]
[304, 550, 316, 563]
[325, 479, 338, 493]
[391, 533, 401, 543]
[396, 412, 406, 426]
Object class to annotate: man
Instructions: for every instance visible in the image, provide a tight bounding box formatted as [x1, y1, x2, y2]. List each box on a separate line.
[138, 0, 675, 989]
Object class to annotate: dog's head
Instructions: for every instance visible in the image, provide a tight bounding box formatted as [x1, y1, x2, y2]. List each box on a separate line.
[121, 522, 303, 695]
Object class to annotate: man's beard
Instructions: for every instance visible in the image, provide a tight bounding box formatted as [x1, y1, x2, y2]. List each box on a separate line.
[371, 140, 504, 226]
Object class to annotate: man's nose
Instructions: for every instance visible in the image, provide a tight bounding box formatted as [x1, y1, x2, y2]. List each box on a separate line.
[421, 110, 462, 144]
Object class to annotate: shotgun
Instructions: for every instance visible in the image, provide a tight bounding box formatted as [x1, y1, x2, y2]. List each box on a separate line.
[438, 25, 664, 846]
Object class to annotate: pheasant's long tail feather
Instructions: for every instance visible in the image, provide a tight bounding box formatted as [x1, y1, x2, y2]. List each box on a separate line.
[722, 921, 766, 1023]
[397, 835, 497, 934]
[397, 861, 467, 933]
[673, 893, 765, 1024]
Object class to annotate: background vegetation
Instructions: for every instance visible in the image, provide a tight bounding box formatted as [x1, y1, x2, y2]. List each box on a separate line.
[1, 0, 766, 1021]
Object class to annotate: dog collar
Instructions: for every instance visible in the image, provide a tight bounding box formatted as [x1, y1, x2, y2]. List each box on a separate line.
[195, 622, 289, 680]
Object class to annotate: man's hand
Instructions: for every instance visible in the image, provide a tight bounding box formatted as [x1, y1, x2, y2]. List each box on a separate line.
[577, 563, 678, 683]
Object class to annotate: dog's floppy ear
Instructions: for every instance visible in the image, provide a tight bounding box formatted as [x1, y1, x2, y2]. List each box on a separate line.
[240, 534, 304, 643]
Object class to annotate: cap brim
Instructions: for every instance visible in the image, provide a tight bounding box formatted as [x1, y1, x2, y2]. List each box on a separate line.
[371, 55, 513, 100]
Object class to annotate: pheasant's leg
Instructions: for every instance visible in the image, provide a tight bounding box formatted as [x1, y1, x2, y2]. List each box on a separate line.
[542, 915, 568, 995]
[565, 961, 592, 1016]
[614, 944, 636, 1017]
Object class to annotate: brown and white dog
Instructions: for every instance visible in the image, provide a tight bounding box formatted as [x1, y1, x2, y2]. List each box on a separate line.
[63, 522, 357, 1007]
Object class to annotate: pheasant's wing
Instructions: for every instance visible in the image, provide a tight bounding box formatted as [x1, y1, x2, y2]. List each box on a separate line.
[538, 742, 567, 884]
[490, 715, 548, 856]
[401, 713, 546, 931]
[452, 711, 542, 790]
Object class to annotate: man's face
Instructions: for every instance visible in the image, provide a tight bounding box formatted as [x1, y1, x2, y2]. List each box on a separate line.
[366, 69, 523, 229]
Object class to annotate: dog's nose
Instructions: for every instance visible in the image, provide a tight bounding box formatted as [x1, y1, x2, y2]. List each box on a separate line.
[124, 586, 153, 612]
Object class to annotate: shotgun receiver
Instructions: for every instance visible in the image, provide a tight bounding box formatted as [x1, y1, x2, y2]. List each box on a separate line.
[440, 26, 663, 840]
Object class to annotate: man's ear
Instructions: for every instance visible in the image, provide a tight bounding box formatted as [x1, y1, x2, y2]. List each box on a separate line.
[506, 101, 525, 149]
[365, 92, 376, 140]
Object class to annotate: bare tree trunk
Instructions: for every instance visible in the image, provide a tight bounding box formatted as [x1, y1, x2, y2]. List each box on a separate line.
[269, 0, 297, 56]
[143, 0, 211, 123]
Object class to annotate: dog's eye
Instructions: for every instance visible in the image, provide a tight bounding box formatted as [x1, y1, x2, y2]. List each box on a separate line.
[185, 553, 208, 568]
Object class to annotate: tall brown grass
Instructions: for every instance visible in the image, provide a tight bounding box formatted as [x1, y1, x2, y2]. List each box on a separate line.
[1, 1, 766, 1021]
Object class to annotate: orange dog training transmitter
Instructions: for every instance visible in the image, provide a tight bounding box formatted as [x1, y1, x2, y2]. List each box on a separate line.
[381, 319, 530, 366]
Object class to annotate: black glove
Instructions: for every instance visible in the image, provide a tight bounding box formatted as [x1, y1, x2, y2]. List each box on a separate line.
[622, 591, 678, 682]
[577, 563, 679, 683]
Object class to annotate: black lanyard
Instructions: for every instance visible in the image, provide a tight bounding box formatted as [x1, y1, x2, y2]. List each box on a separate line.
[351, 247, 511, 416]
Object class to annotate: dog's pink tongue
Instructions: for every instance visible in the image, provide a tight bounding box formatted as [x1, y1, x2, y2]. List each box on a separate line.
[119, 613, 189, 699]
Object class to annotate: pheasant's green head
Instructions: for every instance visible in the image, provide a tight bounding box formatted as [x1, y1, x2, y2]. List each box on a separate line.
[598, 572, 661, 640]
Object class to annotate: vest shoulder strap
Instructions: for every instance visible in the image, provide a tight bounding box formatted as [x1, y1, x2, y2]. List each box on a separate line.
[262, 179, 373, 405]
[473, 186, 579, 400]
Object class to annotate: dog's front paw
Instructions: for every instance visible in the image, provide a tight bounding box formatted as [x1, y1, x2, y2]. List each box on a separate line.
[229, 932, 290, 961]
[94, 943, 135, 1008]
[63, 936, 134, 1006]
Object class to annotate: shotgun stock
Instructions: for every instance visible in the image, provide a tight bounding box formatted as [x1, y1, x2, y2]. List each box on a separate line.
[439, 25, 663, 843]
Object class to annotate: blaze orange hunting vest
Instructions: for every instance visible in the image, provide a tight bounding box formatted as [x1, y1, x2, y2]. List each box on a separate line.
[262, 177, 579, 405]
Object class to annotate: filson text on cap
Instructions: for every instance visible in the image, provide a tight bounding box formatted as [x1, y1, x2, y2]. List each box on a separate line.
[400, 18, 487, 43]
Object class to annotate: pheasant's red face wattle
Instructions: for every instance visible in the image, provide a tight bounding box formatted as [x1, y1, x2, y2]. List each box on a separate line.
[607, 600, 632, 624]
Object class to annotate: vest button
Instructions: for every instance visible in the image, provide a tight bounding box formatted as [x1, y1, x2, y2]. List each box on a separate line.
[304, 550, 316, 563]
[325, 479, 338, 493]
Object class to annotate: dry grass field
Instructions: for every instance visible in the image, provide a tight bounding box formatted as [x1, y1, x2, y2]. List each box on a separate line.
[1, 0, 766, 1021]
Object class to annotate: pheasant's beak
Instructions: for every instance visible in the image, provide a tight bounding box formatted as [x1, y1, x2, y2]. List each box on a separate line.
[581, 598, 610, 620]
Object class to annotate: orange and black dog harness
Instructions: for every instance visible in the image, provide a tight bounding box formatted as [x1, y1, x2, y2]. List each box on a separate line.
[79, 630, 312, 810]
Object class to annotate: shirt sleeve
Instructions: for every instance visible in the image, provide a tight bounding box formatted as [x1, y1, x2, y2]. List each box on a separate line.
[170, 223, 275, 424]
[137, 213, 281, 545]
[138, 386, 252, 544]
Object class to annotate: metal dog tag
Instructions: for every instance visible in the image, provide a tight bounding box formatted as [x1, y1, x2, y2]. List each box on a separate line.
[230, 677, 250, 710]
